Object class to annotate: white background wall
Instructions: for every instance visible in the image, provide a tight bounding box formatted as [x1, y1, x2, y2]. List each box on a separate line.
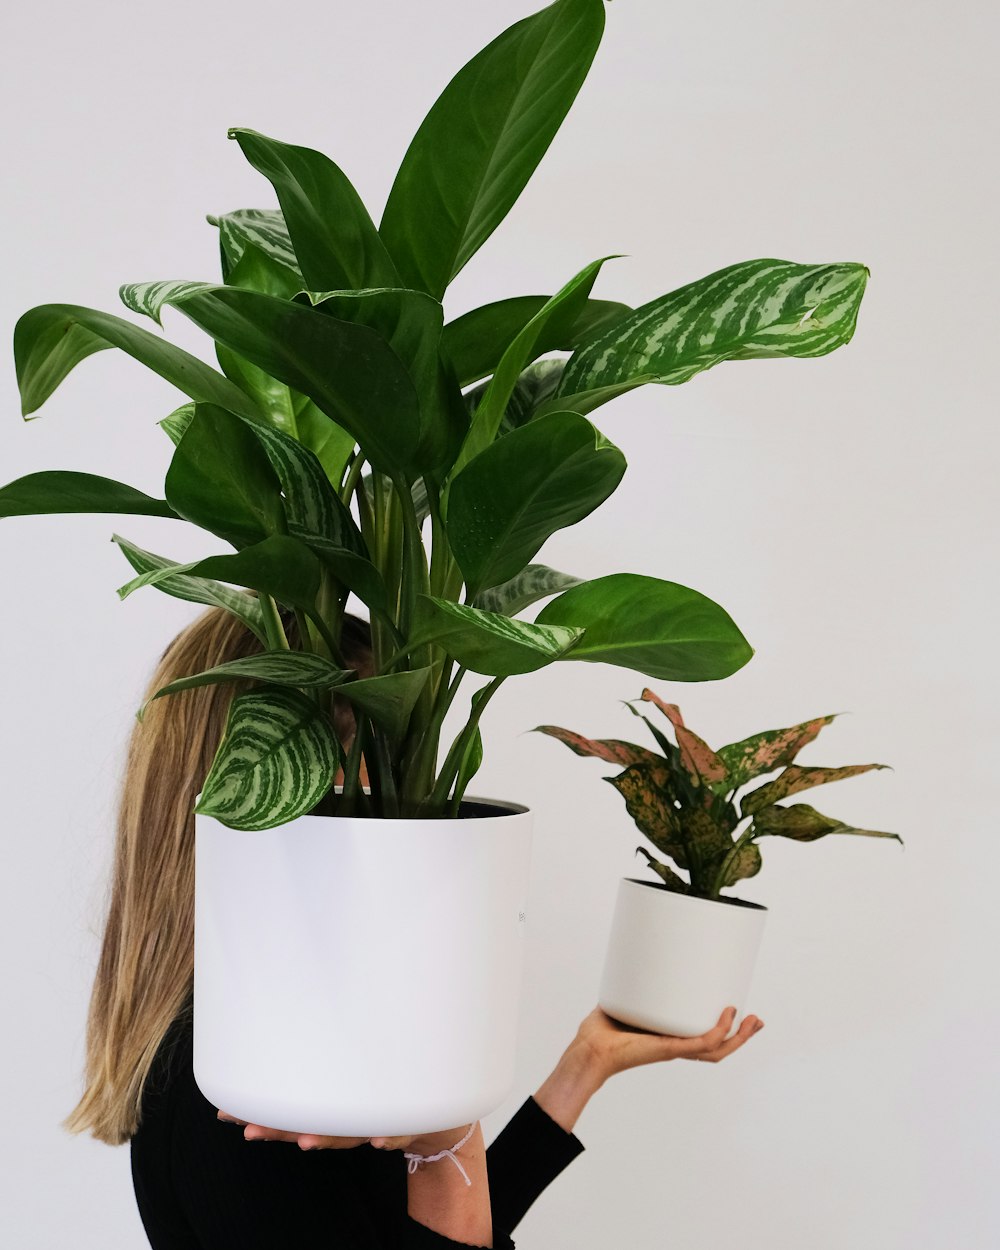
[2, 1, 996, 1246]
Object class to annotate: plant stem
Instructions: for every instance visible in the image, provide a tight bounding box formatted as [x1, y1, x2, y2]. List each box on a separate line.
[428, 675, 505, 810]
[259, 593, 289, 651]
[340, 451, 367, 507]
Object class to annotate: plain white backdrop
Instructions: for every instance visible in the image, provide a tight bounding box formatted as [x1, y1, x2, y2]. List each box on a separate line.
[2, 1, 997, 1246]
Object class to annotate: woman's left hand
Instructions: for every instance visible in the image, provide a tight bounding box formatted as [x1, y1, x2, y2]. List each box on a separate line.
[575, 1004, 763, 1083]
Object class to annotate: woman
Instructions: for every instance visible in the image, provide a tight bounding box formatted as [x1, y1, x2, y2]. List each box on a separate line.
[63, 601, 763, 1249]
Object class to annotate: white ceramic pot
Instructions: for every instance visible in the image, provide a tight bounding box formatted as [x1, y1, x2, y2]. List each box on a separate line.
[193, 794, 532, 1137]
[598, 878, 766, 1037]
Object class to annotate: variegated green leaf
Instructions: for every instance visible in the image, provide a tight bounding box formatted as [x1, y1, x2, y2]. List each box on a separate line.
[116, 534, 322, 614]
[752, 802, 902, 844]
[634, 845, 689, 893]
[379, 0, 605, 297]
[111, 534, 268, 643]
[209, 208, 301, 280]
[194, 685, 340, 830]
[158, 402, 196, 446]
[474, 563, 583, 616]
[229, 129, 399, 291]
[531, 724, 660, 768]
[13, 304, 263, 421]
[717, 715, 837, 789]
[407, 595, 583, 676]
[335, 668, 434, 743]
[244, 419, 365, 555]
[639, 689, 727, 784]
[742, 763, 890, 817]
[550, 259, 869, 410]
[0, 472, 177, 520]
[142, 652, 354, 719]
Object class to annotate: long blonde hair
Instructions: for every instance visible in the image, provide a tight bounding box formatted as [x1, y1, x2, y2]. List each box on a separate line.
[63, 601, 372, 1145]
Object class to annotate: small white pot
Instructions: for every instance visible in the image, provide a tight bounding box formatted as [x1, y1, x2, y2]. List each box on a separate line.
[193, 795, 532, 1137]
[598, 878, 767, 1037]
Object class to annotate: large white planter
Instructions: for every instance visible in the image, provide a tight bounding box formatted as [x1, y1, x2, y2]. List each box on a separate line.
[598, 878, 766, 1038]
[193, 794, 532, 1137]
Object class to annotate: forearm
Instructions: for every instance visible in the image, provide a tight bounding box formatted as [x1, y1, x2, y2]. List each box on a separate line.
[532, 1040, 606, 1134]
[407, 1121, 494, 1247]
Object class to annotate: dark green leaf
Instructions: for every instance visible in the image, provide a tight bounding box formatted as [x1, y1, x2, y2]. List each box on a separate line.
[229, 128, 399, 290]
[14, 304, 262, 420]
[447, 410, 625, 596]
[120, 281, 421, 476]
[335, 668, 434, 743]
[0, 471, 177, 519]
[164, 403, 285, 548]
[443, 295, 630, 388]
[379, 0, 605, 297]
[535, 573, 753, 681]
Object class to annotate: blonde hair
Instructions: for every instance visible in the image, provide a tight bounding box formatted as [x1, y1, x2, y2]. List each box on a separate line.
[62, 601, 372, 1145]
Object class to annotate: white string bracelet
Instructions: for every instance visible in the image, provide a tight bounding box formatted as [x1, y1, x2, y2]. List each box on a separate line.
[402, 1121, 478, 1186]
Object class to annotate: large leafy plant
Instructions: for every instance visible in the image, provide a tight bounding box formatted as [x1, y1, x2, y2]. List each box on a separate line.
[3, 0, 869, 828]
[535, 688, 900, 900]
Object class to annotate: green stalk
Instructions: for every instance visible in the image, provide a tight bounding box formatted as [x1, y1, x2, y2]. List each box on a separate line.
[340, 450, 367, 506]
[428, 675, 505, 809]
[259, 593, 289, 650]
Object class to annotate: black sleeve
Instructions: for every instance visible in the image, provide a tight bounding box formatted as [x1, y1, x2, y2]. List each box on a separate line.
[486, 1096, 586, 1235]
[131, 1017, 516, 1249]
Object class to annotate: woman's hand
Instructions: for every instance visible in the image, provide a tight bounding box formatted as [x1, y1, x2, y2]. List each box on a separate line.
[215, 1107, 475, 1158]
[576, 1004, 763, 1083]
[532, 1005, 764, 1134]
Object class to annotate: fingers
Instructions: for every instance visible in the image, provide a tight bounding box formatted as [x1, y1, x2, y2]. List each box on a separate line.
[690, 1014, 764, 1063]
[669, 1006, 738, 1057]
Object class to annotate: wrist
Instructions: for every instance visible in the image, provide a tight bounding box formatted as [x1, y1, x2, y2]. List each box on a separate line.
[533, 1039, 606, 1135]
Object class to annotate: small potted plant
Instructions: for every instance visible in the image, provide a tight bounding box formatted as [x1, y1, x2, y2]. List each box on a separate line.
[3, 0, 869, 1133]
[534, 688, 900, 1037]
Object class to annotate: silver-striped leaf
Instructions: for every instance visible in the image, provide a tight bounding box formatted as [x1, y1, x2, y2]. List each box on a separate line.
[112, 534, 267, 642]
[407, 596, 583, 676]
[141, 652, 354, 720]
[474, 563, 584, 616]
[158, 402, 196, 446]
[209, 208, 302, 280]
[194, 685, 341, 830]
[551, 259, 869, 407]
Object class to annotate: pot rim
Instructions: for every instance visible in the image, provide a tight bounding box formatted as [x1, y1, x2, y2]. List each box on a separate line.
[193, 791, 530, 824]
[622, 876, 768, 913]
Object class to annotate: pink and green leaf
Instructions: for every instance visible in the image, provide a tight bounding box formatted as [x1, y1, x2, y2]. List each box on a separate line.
[717, 715, 837, 788]
[640, 688, 727, 785]
[752, 802, 902, 844]
[742, 762, 890, 816]
[605, 760, 690, 869]
[720, 842, 763, 888]
[531, 724, 660, 768]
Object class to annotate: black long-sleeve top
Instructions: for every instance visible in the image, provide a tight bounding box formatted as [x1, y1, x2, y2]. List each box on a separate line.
[130, 1013, 585, 1248]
